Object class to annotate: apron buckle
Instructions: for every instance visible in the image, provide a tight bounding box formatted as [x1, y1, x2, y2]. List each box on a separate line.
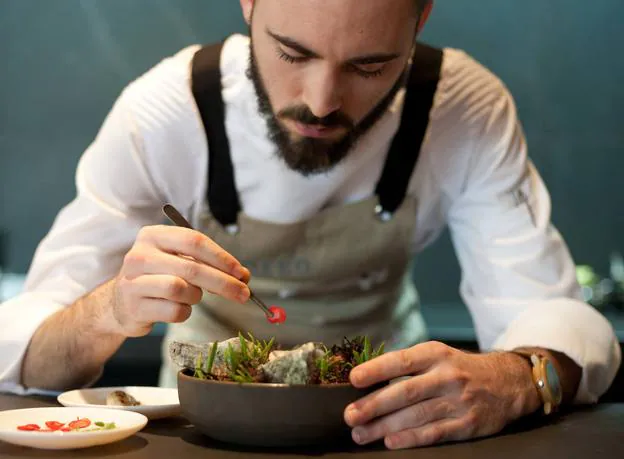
[224, 224, 240, 235]
[374, 204, 393, 222]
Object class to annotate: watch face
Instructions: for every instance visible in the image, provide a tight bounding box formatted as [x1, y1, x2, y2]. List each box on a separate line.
[545, 360, 563, 403]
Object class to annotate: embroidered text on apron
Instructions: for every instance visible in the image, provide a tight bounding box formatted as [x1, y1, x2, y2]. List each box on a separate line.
[159, 41, 443, 387]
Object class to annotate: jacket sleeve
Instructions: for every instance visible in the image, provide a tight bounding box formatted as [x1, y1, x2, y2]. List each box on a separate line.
[0, 90, 165, 395]
[447, 81, 620, 403]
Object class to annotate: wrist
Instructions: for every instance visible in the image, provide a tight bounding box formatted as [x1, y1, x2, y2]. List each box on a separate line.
[505, 352, 543, 418]
[83, 279, 127, 339]
[513, 347, 581, 406]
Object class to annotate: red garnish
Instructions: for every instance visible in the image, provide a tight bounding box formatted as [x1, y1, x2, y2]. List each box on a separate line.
[45, 421, 64, 431]
[17, 424, 40, 431]
[68, 418, 91, 430]
[16, 418, 98, 432]
[267, 305, 287, 324]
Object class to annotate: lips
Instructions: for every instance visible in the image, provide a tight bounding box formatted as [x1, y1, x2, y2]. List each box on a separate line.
[290, 121, 342, 138]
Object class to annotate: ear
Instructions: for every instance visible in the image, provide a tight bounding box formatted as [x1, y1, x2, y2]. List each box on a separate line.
[417, 0, 434, 32]
[239, 0, 255, 25]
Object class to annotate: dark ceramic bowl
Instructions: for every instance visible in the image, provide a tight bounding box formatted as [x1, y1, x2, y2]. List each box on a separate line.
[177, 369, 379, 447]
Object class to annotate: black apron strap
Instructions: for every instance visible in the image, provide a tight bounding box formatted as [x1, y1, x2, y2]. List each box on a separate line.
[191, 42, 241, 232]
[374, 42, 443, 221]
[191, 41, 443, 228]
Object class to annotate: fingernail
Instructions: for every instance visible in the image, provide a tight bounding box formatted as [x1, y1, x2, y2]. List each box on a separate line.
[345, 404, 358, 424]
[233, 266, 247, 281]
[352, 427, 366, 444]
[238, 287, 250, 303]
[385, 435, 399, 449]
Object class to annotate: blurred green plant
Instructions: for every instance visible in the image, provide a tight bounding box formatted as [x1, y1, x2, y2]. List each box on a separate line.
[576, 251, 624, 311]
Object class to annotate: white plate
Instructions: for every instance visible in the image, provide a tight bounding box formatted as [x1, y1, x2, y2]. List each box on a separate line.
[58, 386, 180, 420]
[0, 407, 147, 450]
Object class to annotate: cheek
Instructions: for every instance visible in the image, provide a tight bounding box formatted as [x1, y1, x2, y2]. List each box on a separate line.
[268, 71, 300, 112]
[255, 49, 301, 111]
[341, 77, 396, 122]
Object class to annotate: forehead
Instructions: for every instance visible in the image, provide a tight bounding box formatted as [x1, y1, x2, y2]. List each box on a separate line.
[253, 0, 418, 56]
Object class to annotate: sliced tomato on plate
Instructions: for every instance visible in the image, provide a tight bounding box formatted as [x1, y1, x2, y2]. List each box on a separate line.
[68, 418, 91, 430]
[45, 421, 65, 431]
[17, 424, 41, 431]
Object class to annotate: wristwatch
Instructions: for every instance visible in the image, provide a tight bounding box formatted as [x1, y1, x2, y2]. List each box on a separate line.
[512, 350, 563, 415]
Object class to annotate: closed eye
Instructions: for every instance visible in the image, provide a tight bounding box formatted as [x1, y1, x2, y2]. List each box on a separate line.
[276, 48, 309, 64]
[348, 63, 387, 78]
[277, 49, 387, 79]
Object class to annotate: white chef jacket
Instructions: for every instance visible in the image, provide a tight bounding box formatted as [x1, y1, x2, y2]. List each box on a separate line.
[0, 34, 619, 401]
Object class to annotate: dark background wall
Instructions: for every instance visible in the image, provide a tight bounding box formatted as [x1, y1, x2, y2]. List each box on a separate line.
[1, 0, 623, 306]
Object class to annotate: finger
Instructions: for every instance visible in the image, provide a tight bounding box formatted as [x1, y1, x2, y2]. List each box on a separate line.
[134, 298, 193, 325]
[350, 341, 451, 388]
[123, 251, 250, 303]
[127, 275, 203, 305]
[350, 397, 453, 446]
[138, 226, 250, 281]
[345, 372, 443, 427]
[238, 267, 251, 284]
[383, 418, 470, 450]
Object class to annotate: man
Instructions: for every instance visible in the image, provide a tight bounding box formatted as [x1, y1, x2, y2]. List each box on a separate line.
[0, 0, 620, 450]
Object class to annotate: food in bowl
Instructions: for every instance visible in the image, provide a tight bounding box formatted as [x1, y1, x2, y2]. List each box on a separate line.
[172, 335, 387, 447]
[169, 334, 385, 385]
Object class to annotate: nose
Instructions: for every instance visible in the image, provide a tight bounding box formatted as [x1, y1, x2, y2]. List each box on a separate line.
[302, 65, 342, 119]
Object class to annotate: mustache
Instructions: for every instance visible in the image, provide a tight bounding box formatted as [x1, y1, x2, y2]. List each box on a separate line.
[277, 105, 354, 129]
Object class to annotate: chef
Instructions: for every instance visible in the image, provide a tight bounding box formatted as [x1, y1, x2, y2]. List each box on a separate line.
[0, 0, 620, 450]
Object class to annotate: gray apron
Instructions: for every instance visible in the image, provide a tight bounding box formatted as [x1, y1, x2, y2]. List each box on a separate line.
[158, 41, 443, 387]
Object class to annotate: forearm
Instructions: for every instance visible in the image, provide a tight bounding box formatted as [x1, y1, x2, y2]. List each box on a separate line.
[20, 279, 126, 391]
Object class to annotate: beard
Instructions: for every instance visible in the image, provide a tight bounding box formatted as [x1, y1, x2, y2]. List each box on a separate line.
[247, 40, 407, 176]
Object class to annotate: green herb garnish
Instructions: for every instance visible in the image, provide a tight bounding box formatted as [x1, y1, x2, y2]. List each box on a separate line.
[193, 334, 384, 385]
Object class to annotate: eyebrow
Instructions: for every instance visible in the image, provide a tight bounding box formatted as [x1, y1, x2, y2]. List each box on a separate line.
[266, 29, 401, 65]
[267, 30, 320, 58]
